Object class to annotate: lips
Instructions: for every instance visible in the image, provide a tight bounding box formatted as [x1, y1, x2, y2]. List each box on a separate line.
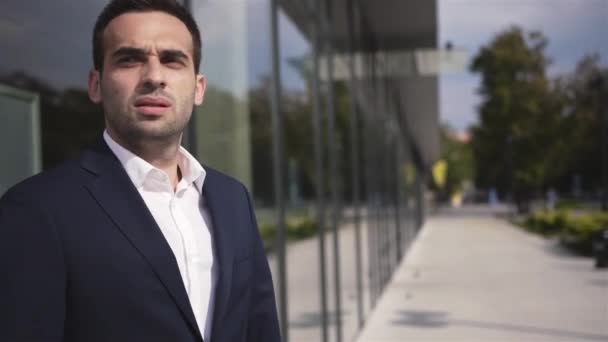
[134, 97, 171, 116]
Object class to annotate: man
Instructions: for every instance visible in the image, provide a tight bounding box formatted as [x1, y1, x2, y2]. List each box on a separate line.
[0, 0, 281, 341]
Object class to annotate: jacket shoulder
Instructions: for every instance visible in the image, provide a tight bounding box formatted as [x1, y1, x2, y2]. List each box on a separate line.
[1, 158, 86, 205]
[204, 165, 249, 193]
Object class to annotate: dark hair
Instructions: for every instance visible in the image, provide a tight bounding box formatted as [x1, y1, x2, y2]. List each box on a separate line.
[93, 0, 201, 73]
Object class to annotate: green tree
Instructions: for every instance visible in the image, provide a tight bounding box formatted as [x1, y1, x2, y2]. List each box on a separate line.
[470, 27, 564, 211]
[553, 54, 606, 195]
[248, 75, 317, 204]
[436, 125, 474, 201]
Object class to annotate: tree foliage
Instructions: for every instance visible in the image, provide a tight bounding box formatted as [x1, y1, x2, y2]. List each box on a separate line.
[436, 126, 474, 200]
[470, 26, 606, 209]
[471, 27, 558, 199]
[553, 54, 606, 194]
[249, 59, 358, 205]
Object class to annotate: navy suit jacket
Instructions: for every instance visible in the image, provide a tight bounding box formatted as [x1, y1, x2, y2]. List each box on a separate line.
[0, 139, 281, 342]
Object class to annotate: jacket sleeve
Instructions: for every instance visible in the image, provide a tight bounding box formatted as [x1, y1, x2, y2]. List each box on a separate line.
[242, 186, 282, 342]
[0, 190, 66, 342]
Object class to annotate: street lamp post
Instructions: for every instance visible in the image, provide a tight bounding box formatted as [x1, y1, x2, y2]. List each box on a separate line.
[601, 73, 608, 211]
[593, 72, 608, 211]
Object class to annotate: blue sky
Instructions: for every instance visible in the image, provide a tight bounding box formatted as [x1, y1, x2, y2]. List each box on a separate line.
[263, 0, 608, 132]
[1, 0, 605, 120]
[439, 0, 608, 132]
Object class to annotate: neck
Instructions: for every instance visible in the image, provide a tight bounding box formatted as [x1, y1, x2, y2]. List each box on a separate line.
[107, 129, 183, 188]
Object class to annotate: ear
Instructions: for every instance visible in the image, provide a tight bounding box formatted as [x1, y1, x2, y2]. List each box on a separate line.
[194, 74, 206, 106]
[88, 69, 102, 104]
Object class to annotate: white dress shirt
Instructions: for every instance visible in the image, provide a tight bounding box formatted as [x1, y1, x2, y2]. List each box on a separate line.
[103, 131, 216, 341]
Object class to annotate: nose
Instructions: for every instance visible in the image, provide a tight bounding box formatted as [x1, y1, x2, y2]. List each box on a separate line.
[141, 58, 166, 90]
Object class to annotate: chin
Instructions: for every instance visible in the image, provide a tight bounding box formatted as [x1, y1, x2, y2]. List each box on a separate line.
[130, 124, 183, 141]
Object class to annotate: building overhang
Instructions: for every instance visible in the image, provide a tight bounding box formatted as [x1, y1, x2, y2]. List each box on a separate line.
[280, 0, 438, 52]
[281, 0, 442, 171]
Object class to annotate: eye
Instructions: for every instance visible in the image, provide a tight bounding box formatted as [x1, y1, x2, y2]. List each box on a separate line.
[162, 57, 186, 69]
[116, 56, 141, 66]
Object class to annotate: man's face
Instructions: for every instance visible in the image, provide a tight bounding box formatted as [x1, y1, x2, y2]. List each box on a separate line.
[88, 11, 205, 144]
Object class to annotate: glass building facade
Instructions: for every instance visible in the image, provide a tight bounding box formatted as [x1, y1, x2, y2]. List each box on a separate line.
[0, 1, 439, 341]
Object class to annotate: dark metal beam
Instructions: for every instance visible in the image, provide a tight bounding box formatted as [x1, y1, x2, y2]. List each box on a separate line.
[269, 0, 288, 340]
[182, 0, 197, 156]
[311, 0, 329, 340]
[323, 0, 343, 339]
[346, 0, 364, 329]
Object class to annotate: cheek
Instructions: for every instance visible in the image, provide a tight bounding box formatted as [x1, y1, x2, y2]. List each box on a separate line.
[101, 77, 134, 104]
[176, 79, 198, 103]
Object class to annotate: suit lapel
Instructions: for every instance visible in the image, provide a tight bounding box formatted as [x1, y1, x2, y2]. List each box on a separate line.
[80, 140, 203, 341]
[203, 170, 235, 333]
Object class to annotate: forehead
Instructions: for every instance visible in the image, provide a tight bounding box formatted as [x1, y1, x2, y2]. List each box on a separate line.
[103, 11, 193, 55]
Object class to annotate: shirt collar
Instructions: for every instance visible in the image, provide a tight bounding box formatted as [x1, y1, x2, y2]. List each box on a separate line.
[177, 141, 206, 193]
[103, 130, 206, 192]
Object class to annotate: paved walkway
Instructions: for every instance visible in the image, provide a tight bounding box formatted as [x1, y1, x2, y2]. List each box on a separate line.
[356, 205, 608, 342]
[269, 219, 372, 342]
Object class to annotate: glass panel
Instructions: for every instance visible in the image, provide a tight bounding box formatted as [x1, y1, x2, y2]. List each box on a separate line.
[0, 84, 40, 196]
[190, 1, 254, 189]
[0, 1, 106, 171]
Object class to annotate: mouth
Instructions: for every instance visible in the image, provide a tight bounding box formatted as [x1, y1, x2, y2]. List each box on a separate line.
[134, 97, 172, 116]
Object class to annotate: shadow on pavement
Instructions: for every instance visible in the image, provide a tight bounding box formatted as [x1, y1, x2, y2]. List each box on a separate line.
[290, 310, 350, 329]
[389, 310, 449, 327]
[542, 239, 590, 259]
[391, 310, 608, 341]
[589, 278, 608, 287]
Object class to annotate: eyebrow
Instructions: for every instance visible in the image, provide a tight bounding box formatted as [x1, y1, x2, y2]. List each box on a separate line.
[111, 47, 147, 60]
[111, 47, 189, 62]
[159, 49, 189, 62]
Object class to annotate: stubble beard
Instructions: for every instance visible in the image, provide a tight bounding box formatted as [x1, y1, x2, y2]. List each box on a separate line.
[103, 98, 193, 151]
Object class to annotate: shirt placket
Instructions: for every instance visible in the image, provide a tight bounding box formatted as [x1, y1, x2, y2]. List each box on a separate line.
[171, 184, 203, 329]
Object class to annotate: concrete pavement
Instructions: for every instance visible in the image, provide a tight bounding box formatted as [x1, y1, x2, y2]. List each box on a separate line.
[269, 219, 372, 342]
[356, 205, 608, 342]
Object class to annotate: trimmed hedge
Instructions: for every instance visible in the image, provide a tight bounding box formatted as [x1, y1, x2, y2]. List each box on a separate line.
[560, 212, 608, 254]
[521, 210, 608, 255]
[523, 210, 568, 236]
[258, 216, 319, 252]
[555, 199, 585, 211]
